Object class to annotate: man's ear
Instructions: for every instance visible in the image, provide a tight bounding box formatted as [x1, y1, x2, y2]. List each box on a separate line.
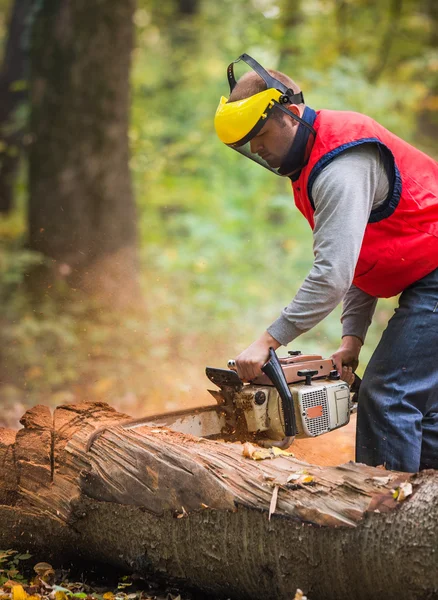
[285, 104, 303, 128]
[287, 104, 302, 117]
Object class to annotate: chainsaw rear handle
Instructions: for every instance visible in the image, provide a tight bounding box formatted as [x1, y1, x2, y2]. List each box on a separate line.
[261, 347, 297, 438]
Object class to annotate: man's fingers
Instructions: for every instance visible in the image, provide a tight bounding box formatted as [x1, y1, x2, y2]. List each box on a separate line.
[331, 353, 342, 375]
[234, 338, 274, 383]
[341, 366, 355, 386]
[236, 360, 263, 382]
[331, 348, 360, 375]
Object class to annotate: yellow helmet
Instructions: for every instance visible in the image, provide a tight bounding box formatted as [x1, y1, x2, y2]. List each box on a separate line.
[214, 88, 283, 147]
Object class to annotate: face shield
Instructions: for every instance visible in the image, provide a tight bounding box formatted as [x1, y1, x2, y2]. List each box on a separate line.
[214, 54, 316, 177]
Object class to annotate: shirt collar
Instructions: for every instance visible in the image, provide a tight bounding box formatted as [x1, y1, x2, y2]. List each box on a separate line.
[278, 106, 317, 181]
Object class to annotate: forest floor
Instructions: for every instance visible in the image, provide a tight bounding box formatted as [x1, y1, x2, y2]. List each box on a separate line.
[0, 551, 309, 600]
[0, 551, 221, 600]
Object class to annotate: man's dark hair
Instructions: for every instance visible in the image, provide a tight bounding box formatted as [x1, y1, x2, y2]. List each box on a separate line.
[229, 69, 303, 102]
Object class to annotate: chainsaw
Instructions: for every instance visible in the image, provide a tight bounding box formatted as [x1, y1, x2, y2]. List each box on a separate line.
[86, 349, 359, 451]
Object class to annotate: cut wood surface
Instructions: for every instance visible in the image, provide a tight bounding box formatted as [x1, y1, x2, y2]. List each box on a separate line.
[1, 401, 437, 600]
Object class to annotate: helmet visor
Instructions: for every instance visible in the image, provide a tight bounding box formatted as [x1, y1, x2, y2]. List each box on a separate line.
[234, 142, 282, 175]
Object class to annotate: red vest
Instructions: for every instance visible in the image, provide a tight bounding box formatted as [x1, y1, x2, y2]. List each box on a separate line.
[292, 110, 438, 297]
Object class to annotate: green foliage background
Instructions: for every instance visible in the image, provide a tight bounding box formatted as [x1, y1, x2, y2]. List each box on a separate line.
[0, 0, 437, 420]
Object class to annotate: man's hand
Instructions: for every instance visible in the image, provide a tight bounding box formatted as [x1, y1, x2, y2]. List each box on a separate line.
[331, 335, 363, 385]
[234, 331, 281, 382]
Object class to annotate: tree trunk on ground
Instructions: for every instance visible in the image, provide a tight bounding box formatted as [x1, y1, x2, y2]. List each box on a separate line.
[27, 0, 139, 308]
[1, 402, 438, 600]
[0, 0, 31, 214]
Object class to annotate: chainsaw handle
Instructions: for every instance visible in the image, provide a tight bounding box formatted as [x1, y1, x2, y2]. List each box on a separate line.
[351, 373, 362, 394]
[261, 347, 297, 438]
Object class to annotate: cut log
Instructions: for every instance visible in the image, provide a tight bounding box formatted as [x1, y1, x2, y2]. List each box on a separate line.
[1, 402, 437, 600]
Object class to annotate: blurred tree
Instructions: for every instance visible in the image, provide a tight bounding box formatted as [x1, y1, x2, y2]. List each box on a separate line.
[178, 0, 198, 15]
[367, 0, 403, 84]
[277, 0, 302, 70]
[0, 0, 30, 214]
[27, 0, 140, 308]
[416, 0, 438, 154]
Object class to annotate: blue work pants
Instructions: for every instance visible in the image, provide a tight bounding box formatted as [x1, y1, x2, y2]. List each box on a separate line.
[356, 267, 438, 472]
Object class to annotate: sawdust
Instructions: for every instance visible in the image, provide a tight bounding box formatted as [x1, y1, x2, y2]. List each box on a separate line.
[290, 414, 356, 466]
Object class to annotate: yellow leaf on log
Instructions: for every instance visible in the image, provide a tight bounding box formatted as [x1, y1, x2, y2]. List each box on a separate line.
[242, 442, 294, 461]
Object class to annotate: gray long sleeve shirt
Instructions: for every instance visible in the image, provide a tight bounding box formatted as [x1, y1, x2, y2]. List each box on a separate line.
[267, 143, 389, 346]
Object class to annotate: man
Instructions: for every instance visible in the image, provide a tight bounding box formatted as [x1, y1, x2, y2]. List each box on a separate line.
[214, 54, 438, 473]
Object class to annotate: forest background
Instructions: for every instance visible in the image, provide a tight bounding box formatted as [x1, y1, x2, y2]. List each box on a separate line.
[0, 0, 437, 429]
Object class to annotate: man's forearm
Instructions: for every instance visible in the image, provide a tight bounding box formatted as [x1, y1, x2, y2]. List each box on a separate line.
[341, 284, 377, 343]
[340, 334, 363, 353]
[267, 274, 347, 346]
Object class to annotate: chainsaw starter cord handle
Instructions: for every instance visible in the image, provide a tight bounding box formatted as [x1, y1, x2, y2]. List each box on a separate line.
[261, 347, 298, 437]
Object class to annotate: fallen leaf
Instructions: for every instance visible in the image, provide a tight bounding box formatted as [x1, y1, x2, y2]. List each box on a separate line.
[270, 446, 294, 458]
[12, 585, 27, 600]
[286, 470, 314, 485]
[243, 442, 294, 461]
[268, 485, 279, 521]
[242, 442, 256, 458]
[176, 506, 188, 519]
[52, 586, 71, 594]
[393, 481, 413, 502]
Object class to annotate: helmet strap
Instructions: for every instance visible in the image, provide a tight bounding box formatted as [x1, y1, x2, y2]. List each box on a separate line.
[227, 53, 304, 105]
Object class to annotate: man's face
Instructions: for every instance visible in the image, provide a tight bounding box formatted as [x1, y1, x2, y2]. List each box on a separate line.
[249, 111, 297, 169]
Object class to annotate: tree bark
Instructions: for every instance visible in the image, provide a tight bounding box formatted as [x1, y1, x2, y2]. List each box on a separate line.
[27, 0, 140, 308]
[1, 402, 437, 600]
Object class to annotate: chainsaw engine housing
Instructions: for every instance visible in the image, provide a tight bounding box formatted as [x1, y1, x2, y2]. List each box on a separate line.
[233, 379, 351, 441]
